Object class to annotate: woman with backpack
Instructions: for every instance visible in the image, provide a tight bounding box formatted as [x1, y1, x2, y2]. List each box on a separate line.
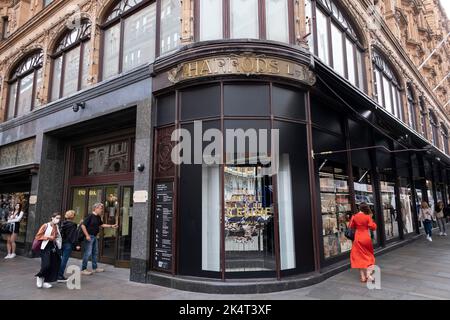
[57, 210, 82, 282]
[34, 213, 62, 289]
[348, 202, 377, 283]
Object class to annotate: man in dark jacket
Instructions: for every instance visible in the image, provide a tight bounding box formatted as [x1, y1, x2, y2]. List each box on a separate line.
[57, 210, 81, 282]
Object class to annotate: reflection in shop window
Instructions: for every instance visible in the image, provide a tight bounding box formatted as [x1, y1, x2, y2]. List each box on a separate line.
[224, 165, 275, 272]
[199, 0, 223, 41]
[399, 179, 414, 234]
[87, 141, 129, 175]
[319, 161, 352, 259]
[380, 180, 399, 240]
[353, 167, 377, 245]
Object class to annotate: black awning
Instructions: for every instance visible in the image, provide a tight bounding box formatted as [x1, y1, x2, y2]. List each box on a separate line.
[313, 58, 450, 166]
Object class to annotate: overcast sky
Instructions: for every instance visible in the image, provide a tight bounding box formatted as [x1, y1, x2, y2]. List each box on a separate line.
[441, 1, 450, 19]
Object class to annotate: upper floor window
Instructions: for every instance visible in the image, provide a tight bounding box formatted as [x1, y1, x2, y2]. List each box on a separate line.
[44, 0, 53, 6]
[51, 20, 91, 101]
[102, 0, 157, 80]
[310, 0, 365, 90]
[160, 0, 181, 54]
[406, 84, 417, 130]
[429, 110, 439, 147]
[372, 49, 403, 120]
[441, 124, 449, 154]
[1, 17, 9, 39]
[6, 51, 43, 120]
[196, 0, 292, 44]
[419, 97, 428, 139]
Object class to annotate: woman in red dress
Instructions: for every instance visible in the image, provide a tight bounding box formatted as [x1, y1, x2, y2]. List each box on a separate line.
[349, 202, 377, 282]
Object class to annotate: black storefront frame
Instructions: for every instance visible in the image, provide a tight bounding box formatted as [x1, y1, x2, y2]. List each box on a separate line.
[152, 78, 316, 280]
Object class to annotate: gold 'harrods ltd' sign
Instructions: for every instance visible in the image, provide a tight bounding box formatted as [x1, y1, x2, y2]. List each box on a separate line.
[167, 54, 316, 85]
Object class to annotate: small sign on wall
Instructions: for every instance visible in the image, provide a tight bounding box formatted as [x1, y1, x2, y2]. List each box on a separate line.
[133, 190, 148, 203]
[29, 195, 37, 205]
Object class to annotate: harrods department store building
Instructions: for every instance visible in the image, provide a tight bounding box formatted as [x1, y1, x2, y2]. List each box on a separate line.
[0, 0, 449, 293]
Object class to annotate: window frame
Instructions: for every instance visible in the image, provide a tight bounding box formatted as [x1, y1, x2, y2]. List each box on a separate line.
[406, 84, 417, 130]
[6, 51, 44, 120]
[194, 0, 295, 44]
[372, 49, 403, 120]
[100, 0, 158, 81]
[49, 20, 92, 101]
[311, 0, 366, 91]
[429, 110, 439, 148]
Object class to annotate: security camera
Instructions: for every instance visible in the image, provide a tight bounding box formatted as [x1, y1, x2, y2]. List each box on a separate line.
[137, 163, 145, 172]
[72, 102, 85, 112]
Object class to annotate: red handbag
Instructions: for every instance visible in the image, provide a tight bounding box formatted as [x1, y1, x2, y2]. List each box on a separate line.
[32, 239, 42, 254]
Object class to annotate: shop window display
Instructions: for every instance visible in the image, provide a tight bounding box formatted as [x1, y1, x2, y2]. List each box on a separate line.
[353, 168, 377, 245]
[224, 165, 276, 272]
[0, 192, 29, 244]
[319, 161, 352, 259]
[426, 180, 435, 211]
[380, 180, 399, 240]
[399, 180, 414, 234]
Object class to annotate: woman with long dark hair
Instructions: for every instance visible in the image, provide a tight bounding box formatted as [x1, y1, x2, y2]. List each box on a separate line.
[349, 202, 377, 283]
[4, 203, 24, 259]
[34, 213, 62, 289]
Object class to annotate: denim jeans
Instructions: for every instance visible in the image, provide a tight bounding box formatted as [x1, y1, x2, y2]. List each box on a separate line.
[423, 219, 433, 237]
[82, 235, 98, 271]
[437, 217, 447, 234]
[58, 242, 73, 278]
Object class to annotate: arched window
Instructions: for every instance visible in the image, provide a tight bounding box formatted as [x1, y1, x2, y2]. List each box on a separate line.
[6, 50, 43, 120]
[419, 96, 428, 139]
[441, 124, 449, 154]
[101, 0, 157, 80]
[429, 110, 439, 147]
[308, 0, 366, 90]
[51, 20, 91, 101]
[372, 49, 403, 120]
[406, 83, 417, 130]
[197, 0, 293, 44]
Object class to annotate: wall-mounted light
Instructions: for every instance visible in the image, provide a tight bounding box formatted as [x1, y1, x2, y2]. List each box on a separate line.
[137, 163, 145, 172]
[72, 102, 85, 113]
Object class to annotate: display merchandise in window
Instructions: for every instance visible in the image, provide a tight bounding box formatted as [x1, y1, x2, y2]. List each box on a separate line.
[380, 181, 399, 240]
[224, 165, 275, 272]
[0, 192, 29, 244]
[319, 161, 352, 259]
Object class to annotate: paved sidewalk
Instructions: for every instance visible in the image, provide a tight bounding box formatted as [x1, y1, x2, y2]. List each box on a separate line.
[1, 233, 450, 300]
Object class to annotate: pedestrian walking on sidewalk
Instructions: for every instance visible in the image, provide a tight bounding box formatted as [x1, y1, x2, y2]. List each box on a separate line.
[419, 201, 435, 242]
[80, 203, 118, 275]
[3, 203, 24, 259]
[34, 213, 62, 289]
[349, 202, 377, 283]
[57, 210, 81, 282]
[435, 201, 447, 236]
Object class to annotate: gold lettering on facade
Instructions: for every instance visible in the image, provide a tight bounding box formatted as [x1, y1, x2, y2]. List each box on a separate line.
[167, 54, 316, 86]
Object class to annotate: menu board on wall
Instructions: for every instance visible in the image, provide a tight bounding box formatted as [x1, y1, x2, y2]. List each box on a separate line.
[153, 181, 174, 271]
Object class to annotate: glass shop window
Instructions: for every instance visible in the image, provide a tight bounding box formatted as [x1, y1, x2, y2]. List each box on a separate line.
[380, 177, 399, 240]
[353, 167, 377, 245]
[319, 161, 352, 259]
[399, 177, 415, 235]
[0, 192, 30, 244]
[87, 141, 129, 175]
[224, 165, 276, 272]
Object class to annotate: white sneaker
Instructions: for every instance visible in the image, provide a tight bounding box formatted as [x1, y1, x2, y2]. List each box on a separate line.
[429, 237, 433, 242]
[444, 233, 448, 236]
[9, 253, 16, 258]
[4, 254, 11, 259]
[36, 277, 43, 288]
[42, 283, 52, 289]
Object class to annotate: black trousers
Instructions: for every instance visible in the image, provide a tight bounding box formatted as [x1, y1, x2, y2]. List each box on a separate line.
[35, 242, 61, 283]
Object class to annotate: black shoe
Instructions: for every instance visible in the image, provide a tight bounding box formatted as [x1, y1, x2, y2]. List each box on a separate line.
[57, 276, 67, 282]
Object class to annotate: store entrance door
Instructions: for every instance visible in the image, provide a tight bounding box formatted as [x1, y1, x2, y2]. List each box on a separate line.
[70, 185, 133, 268]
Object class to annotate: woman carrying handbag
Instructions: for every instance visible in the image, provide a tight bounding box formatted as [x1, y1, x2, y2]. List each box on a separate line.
[34, 213, 62, 289]
[348, 202, 377, 283]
